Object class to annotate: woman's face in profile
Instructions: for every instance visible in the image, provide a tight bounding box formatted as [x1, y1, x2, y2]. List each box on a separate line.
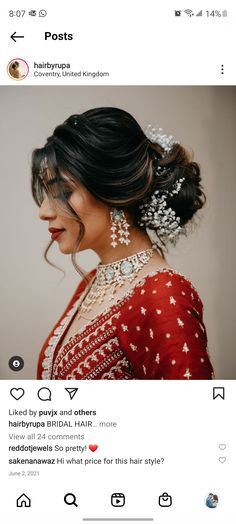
[39, 172, 110, 254]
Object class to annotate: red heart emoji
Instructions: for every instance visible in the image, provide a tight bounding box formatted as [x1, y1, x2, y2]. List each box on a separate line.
[89, 444, 98, 452]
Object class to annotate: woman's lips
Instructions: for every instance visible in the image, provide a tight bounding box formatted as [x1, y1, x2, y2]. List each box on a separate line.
[49, 228, 65, 241]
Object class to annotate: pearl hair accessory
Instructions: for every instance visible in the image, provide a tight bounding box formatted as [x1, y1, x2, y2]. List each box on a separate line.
[145, 124, 179, 154]
[138, 178, 186, 245]
[139, 124, 186, 245]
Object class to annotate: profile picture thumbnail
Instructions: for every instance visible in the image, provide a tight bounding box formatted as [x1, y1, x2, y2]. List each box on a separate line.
[7, 58, 29, 80]
[205, 493, 219, 508]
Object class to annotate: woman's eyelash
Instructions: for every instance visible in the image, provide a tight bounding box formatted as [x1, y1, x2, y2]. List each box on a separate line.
[52, 191, 73, 200]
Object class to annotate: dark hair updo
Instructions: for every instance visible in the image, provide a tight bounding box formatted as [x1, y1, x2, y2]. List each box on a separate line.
[31, 107, 206, 273]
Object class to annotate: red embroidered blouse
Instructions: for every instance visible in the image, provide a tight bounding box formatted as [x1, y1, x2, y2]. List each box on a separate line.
[37, 268, 214, 380]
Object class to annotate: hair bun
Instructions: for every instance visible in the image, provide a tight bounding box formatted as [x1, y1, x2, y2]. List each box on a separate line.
[137, 141, 206, 247]
[148, 142, 206, 226]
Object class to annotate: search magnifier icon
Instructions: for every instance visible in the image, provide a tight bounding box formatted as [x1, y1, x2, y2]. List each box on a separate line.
[64, 493, 78, 507]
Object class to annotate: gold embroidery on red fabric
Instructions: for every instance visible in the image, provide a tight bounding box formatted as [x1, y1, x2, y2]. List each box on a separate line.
[40, 267, 200, 380]
[52, 327, 118, 378]
[101, 357, 134, 379]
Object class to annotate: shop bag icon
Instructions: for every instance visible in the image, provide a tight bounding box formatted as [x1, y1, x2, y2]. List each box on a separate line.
[158, 492, 172, 507]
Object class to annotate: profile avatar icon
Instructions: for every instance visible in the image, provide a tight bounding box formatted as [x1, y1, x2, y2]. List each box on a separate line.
[205, 493, 219, 508]
[7, 58, 29, 80]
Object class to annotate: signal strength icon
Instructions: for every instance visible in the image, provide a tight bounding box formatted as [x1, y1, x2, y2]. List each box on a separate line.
[196, 10, 203, 16]
[184, 9, 194, 17]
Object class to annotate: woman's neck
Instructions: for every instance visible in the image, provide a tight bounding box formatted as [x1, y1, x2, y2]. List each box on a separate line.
[94, 228, 166, 266]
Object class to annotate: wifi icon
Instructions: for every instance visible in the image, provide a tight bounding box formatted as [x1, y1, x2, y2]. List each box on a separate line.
[184, 9, 194, 17]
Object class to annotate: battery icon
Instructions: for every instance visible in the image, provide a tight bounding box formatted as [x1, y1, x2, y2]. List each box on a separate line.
[222, 10, 227, 17]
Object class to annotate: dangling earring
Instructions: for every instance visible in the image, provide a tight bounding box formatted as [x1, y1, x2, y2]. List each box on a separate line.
[110, 208, 131, 248]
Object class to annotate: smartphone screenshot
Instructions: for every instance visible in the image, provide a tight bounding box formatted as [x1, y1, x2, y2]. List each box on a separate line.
[0, 1, 235, 523]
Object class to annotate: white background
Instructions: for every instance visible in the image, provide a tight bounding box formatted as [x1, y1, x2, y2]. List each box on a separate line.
[1, 380, 235, 523]
[0, 1, 235, 85]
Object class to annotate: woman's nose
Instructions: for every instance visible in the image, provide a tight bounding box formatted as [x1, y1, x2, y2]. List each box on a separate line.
[39, 197, 57, 221]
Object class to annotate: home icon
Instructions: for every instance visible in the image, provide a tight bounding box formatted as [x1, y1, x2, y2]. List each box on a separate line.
[16, 493, 31, 507]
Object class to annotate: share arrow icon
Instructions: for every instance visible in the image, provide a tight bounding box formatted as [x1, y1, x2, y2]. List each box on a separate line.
[65, 388, 78, 400]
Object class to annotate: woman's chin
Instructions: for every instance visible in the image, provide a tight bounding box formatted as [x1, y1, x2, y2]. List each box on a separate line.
[58, 244, 74, 255]
[57, 239, 88, 255]
[58, 243, 85, 255]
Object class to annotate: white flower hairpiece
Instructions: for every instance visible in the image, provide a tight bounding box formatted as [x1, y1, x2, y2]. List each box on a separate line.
[139, 124, 185, 245]
[139, 178, 186, 245]
[145, 124, 179, 154]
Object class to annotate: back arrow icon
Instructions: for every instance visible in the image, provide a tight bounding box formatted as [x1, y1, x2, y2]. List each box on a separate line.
[11, 32, 24, 42]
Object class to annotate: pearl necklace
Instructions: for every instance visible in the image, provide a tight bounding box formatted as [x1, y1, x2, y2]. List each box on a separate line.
[77, 248, 154, 318]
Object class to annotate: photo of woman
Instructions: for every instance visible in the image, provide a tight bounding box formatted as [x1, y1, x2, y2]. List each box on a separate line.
[32, 107, 214, 380]
[0, 86, 235, 380]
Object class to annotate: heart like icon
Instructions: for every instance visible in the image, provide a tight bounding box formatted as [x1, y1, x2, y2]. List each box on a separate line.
[219, 457, 226, 463]
[89, 444, 98, 452]
[219, 444, 226, 450]
[10, 388, 25, 400]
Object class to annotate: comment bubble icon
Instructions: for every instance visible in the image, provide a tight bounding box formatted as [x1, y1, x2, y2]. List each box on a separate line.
[37, 387, 52, 401]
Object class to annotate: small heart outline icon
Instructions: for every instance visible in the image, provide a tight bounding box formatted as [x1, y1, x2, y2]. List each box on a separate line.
[219, 457, 226, 463]
[10, 388, 25, 400]
[219, 444, 226, 450]
[89, 444, 98, 452]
